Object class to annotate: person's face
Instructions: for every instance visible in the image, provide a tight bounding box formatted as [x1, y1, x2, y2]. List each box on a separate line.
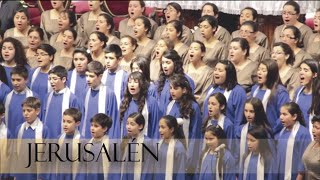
[126, 117, 143, 138]
[155, 39, 168, 59]
[88, 1, 101, 11]
[120, 37, 135, 56]
[96, 15, 110, 34]
[213, 63, 227, 85]
[49, 73, 66, 92]
[314, 11, 320, 32]
[228, 41, 246, 63]
[1, 42, 16, 62]
[188, 42, 204, 63]
[22, 105, 40, 124]
[62, 30, 75, 49]
[239, 24, 256, 42]
[199, 20, 215, 39]
[62, 115, 80, 135]
[131, 62, 142, 73]
[128, 1, 144, 20]
[51, 0, 64, 10]
[105, 52, 120, 72]
[159, 118, 174, 140]
[36, 49, 52, 68]
[280, 28, 297, 48]
[299, 63, 317, 87]
[271, 46, 288, 68]
[161, 56, 174, 76]
[201, 5, 216, 17]
[170, 84, 185, 100]
[204, 131, 219, 151]
[11, 74, 27, 93]
[240, 9, 255, 25]
[165, 23, 180, 42]
[282, 5, 299, 26]
[165, 5, 180, 22]
[85, 71, 102, 89]
[244, 103, 255, 124]
[208, 96, 223, 118]
[73, 52, 89, 73]
[247, 133, 259, 153]
[28, 31, 42, 50]
[58, 12, 70, 31]
[280, 106, 297, 129]
[14, 12, 29, 31]
[90, 122, 107, 139]
[88, 34, 104, 53]
[133, 18, 147, 38]
[128, 77, 141, 98]
[256, 64, 268, 85]
[312, 121, 320, 143]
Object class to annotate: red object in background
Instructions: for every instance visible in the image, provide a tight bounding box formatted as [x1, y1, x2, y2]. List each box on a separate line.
[306, 18, 314, 30]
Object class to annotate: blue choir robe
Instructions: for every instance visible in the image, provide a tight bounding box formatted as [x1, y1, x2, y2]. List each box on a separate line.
[239, 152, 275, 180]
[166, 100, 202, 173]
[156, 74, 195, 115]
[148, 82, 157, 98]
[118, 96, 160, 138]
[2, 65, 31, 90]
[14, 119, 49, 180]
[203, 85, 247, 133]
[4, 89, 38, 134]
[42, 88, 82, 139]
[154, 139, 186, 180]
[67, 69, 88, 101]
[275, 123, 311, 180]
[30, 68, 52, 104]
[102, 68, 128, 110]
[250, 84, 290, 135]
[80, 86, 118, 139]
[0, 81, 10, 104]
[196, 149, 236, 180]
[121, 135, 156, 180]
[0, 120, 12, 179]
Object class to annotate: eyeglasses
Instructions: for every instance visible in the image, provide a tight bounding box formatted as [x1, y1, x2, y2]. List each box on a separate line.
[239, 30, 254, 34]
[280, 34, 296, 39]
[282, 11, 297, 16]
[35, 53, 49, 57]
[48, 77, 61, 81]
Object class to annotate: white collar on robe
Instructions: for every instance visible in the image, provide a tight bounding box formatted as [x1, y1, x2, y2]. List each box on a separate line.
[91, 83, 102, 91]
[13, 88, 28, 94]
[54, 87, 67, 94]
[24, 117, 41, 130]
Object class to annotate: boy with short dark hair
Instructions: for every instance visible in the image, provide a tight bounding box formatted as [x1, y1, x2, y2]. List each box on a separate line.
[81, 61, 118, 138]
[4, 65, 38, 134]
[102, 44, 128, 110]
[43, 65, 82, 139]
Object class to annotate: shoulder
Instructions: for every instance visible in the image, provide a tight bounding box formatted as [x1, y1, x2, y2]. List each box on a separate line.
[276, 84, 289, 94]
[232, 85, 246, 94]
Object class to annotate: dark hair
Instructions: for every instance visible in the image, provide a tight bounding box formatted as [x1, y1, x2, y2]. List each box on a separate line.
[11, 65, 29, 80]
[15, 7, 30, 21]
[136, 16, 151, 35]
[129, 0, 146, 8]
[28, 26, 45, 41]
[0, 103, 4, 115]
[166, 2, 183, 21]
[169, 74, 197, 118]
[105, 44, 122, 59]
[38, 43, 56, 56]
[0, 37, 28, 66]
[241, 20, 258, 33]
[161, 115, 186, 149]
[283, 0, 300, 14]
[130, 55, 151, 81]
[273, 42, 295, 66]
[281, 102, 306, 126]
[21, 97, 41, 109]
[60, 9, 77, 28]
[87, 61, 104, 75]
[121, 35, 138, 52]
[230, 37, 250, 57]
[99, 13, 115, 34]
[120, 72, 149, 121]
[202, 92, 227, 133]
[63, 28, 78, 40]
[199, 15, 218, 30]
[167, 20, 183, 40]
[241, 7, 258, 21]
[0, 65, 8, 85]
[201, 2, 219, 16]
[48, 65, 68, 79]
[63, 108, 82, 123]
[158, 49, 184, 94]
[90, 113, 113, 131]
[90, 31, 108, 48]
[284, 25, 301, 42]
[246, 126, 272, 161]
[192, 40, 206, 53]
[71, 47, 93, 70]
[312, 115, 320, 124]
[213, 60, 238, 91]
